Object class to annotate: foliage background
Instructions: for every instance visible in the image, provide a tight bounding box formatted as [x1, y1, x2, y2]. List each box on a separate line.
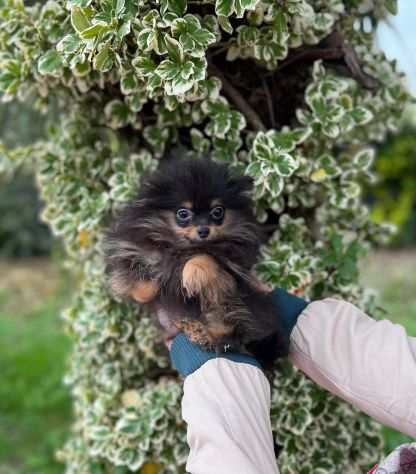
[369, 125, 416, 247]
[0, 0, 415, 473]
[0, 102, 54, 257]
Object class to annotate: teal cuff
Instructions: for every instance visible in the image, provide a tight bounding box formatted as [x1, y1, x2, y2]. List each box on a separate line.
[170, 333, 261, 377]
[271, 288, 309, 341]
[170, 288, 309, 377]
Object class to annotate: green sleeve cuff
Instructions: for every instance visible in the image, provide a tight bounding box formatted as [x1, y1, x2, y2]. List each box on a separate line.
[170, 334, 261, 377]
[271, 288, 309, 341]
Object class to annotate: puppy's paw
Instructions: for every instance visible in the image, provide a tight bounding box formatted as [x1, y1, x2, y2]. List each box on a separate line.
[182, 255, 218, 297]
[182, 254, 235, 305]
[175, 319, 214, 349]
[176, 316, 246, 354]
[130, 280, 159, 303]
[206, 305, 249, 354]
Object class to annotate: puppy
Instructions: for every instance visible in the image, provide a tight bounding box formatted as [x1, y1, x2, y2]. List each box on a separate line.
[104, 156, 288, 366]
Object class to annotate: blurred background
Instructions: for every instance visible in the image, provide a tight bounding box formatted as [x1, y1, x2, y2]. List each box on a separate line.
[0, 1, 415, 473]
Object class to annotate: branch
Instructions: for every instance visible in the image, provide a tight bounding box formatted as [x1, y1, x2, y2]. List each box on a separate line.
[272, 47, 344, 75]
[266, 31, 378, 90]
[208, 62, 267, 132]
[262, 78, 276, 129]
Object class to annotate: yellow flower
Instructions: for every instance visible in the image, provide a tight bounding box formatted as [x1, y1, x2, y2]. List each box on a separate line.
[310, 168, 327, 182]
[121, 389, 142, 408]
[78, 229, 90, 248]
[140, 463, 160, 474]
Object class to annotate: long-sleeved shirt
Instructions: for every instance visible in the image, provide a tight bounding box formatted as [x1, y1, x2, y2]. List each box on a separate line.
[171, 295, 416, 474]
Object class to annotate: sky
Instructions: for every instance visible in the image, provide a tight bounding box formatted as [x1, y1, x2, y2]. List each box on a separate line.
[377, 0, 416, 94]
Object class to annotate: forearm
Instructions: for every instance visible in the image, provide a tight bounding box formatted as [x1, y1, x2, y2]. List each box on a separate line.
[289, 298, 416, 437]
[169, 289, 416, 474]
[171, 335, 279, 474]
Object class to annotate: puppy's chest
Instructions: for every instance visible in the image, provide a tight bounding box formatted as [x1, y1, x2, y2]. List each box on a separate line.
[141, 239, 250, 283]
[142, 246, 194, 275]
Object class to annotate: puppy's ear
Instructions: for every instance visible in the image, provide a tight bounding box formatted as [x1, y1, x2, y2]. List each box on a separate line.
[228, 175, 253, 196]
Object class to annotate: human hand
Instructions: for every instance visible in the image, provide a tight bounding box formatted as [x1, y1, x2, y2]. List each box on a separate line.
[155, 306, 180, 349]
[154, 288, 309, 377]
[154, 305, 261, 378]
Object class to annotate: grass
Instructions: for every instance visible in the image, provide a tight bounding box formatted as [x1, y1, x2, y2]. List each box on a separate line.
[361, 250, 416, 336]
[0, 260, 72, 474]
[0, 252, 414, 473]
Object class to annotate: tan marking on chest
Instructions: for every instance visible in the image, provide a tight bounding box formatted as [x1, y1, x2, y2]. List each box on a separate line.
[182, 254, 219, 297]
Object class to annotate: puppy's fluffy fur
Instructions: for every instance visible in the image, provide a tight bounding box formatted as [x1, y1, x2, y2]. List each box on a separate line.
[104, 156, 288, 366]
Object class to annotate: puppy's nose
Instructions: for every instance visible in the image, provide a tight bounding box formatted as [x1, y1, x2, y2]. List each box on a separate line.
[198, 226, 210, 239]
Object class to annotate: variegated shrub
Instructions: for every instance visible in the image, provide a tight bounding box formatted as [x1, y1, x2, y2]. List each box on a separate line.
[0, 0, 410, 473]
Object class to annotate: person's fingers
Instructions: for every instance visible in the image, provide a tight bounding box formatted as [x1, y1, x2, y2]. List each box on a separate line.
[163, 334, 175, 350]
[155, 306, 180, 348]
[247, 271, 273, 293]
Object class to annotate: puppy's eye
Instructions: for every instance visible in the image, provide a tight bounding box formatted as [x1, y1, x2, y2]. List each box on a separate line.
[176, 208, 193, 224]
[210, 206, 225, 221]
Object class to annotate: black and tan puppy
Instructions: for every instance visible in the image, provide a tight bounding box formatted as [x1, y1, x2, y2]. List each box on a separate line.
[104, 156, 288, 365]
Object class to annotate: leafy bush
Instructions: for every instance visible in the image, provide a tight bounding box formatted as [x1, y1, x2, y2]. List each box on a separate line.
[369, 128, 416, 247]
[0, 171, 53, 257]
[0, 0, 410, 473]
[0, 100, 46, 148]
[0, 101, 53, 257]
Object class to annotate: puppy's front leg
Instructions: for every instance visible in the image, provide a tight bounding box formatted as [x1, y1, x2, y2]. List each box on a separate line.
[130, 279, 160, 303]
[182, 254, 235, 307]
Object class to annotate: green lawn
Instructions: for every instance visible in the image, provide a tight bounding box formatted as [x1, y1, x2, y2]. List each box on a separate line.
[0, 261, 72, 474]
[361, 250, 416, 336]
[0, 252, 414, 473]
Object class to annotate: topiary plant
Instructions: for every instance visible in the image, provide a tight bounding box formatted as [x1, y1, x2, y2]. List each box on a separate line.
[0, 0, 410, 473]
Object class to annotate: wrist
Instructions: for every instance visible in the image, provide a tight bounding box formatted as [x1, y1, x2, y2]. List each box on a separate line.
[270, 288, 309, 341]
[170, 333, 261, 378]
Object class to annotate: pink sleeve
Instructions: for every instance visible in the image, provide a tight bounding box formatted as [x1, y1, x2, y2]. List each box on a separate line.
[182, 358, 280, 474]
[289, 298, 416, 437]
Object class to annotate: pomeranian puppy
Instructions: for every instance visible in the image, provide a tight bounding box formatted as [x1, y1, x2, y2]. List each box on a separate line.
[104, 155, 288, 366]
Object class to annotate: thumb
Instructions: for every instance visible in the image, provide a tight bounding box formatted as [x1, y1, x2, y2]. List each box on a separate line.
[155, 306, 180, 349]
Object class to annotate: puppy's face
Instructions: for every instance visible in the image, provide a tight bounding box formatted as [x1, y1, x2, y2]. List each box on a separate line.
[134, 158, 261, 249]
[106, 158, 263, 301]
[168, 199, 233, 243]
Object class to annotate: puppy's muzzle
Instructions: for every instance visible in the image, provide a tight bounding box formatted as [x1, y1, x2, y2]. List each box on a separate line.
[197, 226, 210, 239]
